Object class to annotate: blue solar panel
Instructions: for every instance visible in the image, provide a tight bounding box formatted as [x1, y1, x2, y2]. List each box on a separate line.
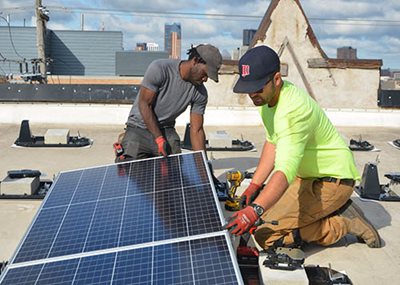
[113, 247, 152, 284]
[43, 171, 83, 208]
[14, 206, 67, 263]
[0, 152, 242, 284]
[71, 167, 106, 204]
[48, 202, 96, 257]
[119, 194, 154, 246]
[2, 236, 238, 285]
[0, 264, 43, 285]
[73, 252, 115, 284]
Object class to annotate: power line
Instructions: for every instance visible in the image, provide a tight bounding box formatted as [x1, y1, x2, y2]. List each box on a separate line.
[48, 6, 263, 20]
[0, 64, 6, 75]
[0, 15, 25, 60]
[0, 6, 34, 12]
[3, 4, 400, 26]
[46, 6, 400, 26]
[0, 50, 6, 60]
[309, 17, 400, 26]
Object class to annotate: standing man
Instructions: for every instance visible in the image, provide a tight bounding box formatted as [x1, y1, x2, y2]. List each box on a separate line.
[117, 44, 222, 161]
[225, 45, 381, 249]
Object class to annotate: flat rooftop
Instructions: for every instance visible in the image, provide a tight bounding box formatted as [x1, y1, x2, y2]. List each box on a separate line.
[0, 123, 399, 284]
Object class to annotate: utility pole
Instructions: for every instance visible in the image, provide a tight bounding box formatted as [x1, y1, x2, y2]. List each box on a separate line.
[35, 0, 49, 83]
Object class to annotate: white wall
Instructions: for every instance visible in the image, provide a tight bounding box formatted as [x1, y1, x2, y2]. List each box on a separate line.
[206, 0, 381, 110]
[1, 103, 399, 127]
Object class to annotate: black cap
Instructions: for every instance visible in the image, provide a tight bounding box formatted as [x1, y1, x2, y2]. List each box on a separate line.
[233, 45, 280, 93]
[195, 44, 223, 82]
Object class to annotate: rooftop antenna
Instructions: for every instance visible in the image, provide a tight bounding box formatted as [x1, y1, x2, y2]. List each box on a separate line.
[80, 13, 84, 31]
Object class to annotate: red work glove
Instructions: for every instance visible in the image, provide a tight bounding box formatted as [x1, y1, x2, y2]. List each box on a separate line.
[240, 182, 262, 207]
[155, 136, 170, 157]
[224, 206, 259, 236]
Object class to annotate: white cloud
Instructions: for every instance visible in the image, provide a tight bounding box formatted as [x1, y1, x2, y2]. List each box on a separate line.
[1, 0, 399, 68]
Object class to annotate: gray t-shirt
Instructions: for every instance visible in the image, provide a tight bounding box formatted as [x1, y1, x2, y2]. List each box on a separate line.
[127, 59, 208, 129]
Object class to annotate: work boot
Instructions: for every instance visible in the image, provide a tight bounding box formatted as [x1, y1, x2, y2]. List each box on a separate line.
[337, 200, 382, 248]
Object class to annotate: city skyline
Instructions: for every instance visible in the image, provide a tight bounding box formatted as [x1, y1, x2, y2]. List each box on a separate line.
[0, 0, 399, 68]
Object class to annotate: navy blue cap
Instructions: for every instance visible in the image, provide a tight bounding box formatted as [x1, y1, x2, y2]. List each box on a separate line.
[233, 45, 280, 93]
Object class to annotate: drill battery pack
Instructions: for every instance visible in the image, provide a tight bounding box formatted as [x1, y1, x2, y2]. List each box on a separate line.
[113, 142, 125, 159]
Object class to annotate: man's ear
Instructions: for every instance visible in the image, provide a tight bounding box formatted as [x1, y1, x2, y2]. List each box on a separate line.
[274, 72, 282, 86]
[193, 57, 202, 65]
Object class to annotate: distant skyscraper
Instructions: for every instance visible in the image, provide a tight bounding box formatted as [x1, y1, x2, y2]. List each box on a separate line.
[136, 43, 147, 51]
[165, 23, 181, 59]
[243, 29, 257, 46]
[337, 46, 357, 60]
[135, 42, 159, 51]
[146, 43, 159, 51]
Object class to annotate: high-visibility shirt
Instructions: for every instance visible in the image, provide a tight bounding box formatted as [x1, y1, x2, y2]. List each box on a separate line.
[260, 81, 360, 184]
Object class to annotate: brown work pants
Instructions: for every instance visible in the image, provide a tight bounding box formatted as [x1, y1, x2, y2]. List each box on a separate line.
[254, 178, 354, 249]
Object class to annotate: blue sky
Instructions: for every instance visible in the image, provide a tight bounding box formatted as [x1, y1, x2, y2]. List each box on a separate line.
[1, 0, 400, 69]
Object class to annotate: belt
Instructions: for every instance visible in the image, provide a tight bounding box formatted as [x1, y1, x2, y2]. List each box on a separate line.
[159, 122, 176, 129]
[318, 177, 355, 187]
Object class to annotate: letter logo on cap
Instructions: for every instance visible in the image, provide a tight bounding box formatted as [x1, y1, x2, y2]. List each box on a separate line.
[242, 65, 250, 77]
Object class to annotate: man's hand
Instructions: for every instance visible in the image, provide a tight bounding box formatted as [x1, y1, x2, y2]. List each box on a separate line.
[155, 136, 170, 157]
[224, 206, 259, 236]
[240, 182, 262, 207]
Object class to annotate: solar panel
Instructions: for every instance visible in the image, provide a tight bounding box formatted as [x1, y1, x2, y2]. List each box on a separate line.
[0, 151, 243, 285]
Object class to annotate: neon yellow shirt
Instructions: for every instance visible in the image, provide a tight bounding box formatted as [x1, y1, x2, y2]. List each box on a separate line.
[260, 81, 360, 184]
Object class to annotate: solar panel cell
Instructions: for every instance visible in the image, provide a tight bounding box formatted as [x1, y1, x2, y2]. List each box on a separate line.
[153, 241, 193, 285]
[43, 171, 83, 208]
[126, 163, 154, 196]
[0, 264, 43, 285]
[154, 157, 182, 192]
[119, 193, 154, 246]
[36, 258, 79, 284]
[73, 252, 115, 284]
[184, 185, 222, 236]
[14, 206, 68, 263]
[191, 236, 238, 285]
[84, 197, 125, 252]
[153, 189, 188, 241]
[71, 167, 107, 204]
[48, 202, 96, 258]
[180, 152, 210, 187]
[113, 247, 152, 285]
[99, 165, 130, 200]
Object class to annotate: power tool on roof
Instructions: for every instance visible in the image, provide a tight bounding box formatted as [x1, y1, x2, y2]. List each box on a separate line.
[113, 132, 126, 161]
[225, 170, 254, 211]
[113, 142, 125, 161]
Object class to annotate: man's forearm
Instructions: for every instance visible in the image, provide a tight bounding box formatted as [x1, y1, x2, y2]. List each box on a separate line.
[190, 128, 206, 150]
[253, 170, 289, 211]
[251, 141, 276, 185]
[140, 103, 162, 139]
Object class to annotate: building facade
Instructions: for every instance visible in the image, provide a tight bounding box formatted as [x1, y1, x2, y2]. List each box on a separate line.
[243, 29, 257, 46]
[136, 42, 159, 51]
[337, 46, 357, 60]
[0, 27, 122, 76]
[164, 23, 181, 59]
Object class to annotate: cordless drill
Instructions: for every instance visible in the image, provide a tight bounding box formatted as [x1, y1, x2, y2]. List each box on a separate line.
[225, 170, 254, 211]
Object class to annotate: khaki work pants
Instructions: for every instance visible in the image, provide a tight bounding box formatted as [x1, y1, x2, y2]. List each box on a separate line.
[254, 178, 354, 249]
